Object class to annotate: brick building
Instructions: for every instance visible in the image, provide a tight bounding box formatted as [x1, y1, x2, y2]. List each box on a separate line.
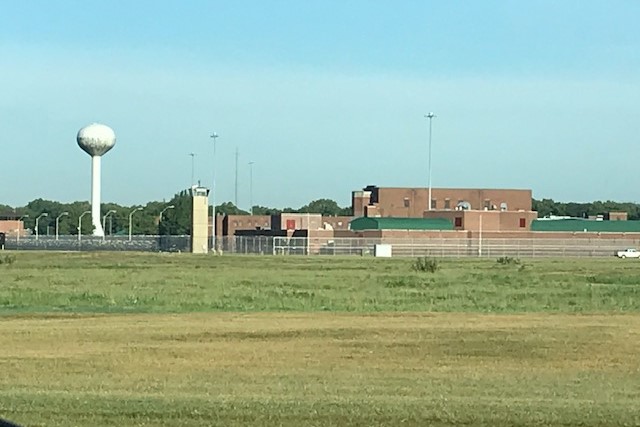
[352, 185, 532, 218]
[351, 185, 537, 232]
[0, 220, 27, 236]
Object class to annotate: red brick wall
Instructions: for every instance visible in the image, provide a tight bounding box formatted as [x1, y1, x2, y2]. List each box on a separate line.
[222, 215, 271, 237]
[359, 187, 533, 217]
[0, 220, 25, 236]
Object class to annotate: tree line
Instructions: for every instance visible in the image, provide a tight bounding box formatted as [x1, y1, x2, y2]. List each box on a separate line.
[2, 196, 638, 236]
[0, 193, 352, 236]
[532, 199, 640, 220]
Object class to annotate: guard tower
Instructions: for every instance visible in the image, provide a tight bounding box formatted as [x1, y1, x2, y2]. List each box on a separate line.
[190, 185, 210, 254]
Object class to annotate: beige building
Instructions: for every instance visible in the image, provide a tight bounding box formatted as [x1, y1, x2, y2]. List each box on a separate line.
[190, 186, 210, 254]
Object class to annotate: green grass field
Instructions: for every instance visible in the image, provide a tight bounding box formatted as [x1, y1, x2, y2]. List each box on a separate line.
[1, 252, 640, 426]
[2, 252, 640, 313]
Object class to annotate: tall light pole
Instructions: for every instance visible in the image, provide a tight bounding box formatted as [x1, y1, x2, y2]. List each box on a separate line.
[235, 147, 239, 207]
[78, 210, 91, 243]
[210, 132, 219, 252]
[35, 213, 48, 241]
[55, 212, 69, 241]
[159, 205, 175, 236]
[159, 205, 175, 222]
[17, 214, 29, 244]
[189, 153, 196, 186]
[248, 161, 255, 215]
[102, 209, 116, 240]
[425, 112, 436, 211]
[128, 207, 143, 241]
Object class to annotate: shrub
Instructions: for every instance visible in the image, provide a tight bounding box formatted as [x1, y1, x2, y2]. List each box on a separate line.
[496, 256, 520, 266]
[412, 256, 439, 273]
[0, 254, 16, 265]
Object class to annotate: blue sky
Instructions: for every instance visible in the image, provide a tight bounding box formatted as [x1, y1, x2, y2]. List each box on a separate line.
[1, 1, 639, 209]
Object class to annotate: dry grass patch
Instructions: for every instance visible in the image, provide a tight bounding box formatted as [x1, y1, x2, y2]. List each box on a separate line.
[1, 312, 640, 426]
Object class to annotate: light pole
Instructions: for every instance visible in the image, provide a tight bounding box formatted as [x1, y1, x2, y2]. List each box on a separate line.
[235, 147, 239, 207]
[210, 131, 219, 252]
[102, 210, 116, 241]
[159, 205, 175, 235]
[128, 207, 143, 241]
[55, 212, 69, 241]
[17, 214, 29, 244]
[35, 213, 48, 241]
[189, 153, 196, 186]
[425, 112, 436, 211]
[248, 161, 255, 215]
[78, 210, 91, 243]
[160, 205, 175, 222]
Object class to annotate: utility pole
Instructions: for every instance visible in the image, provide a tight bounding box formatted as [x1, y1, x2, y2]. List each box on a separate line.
[189, 153, 196, 187]
[210, 132, 219, 252]
[249, 161, 255, 215]
[235, 147, 239, 207]
[424, 112, 436, 211]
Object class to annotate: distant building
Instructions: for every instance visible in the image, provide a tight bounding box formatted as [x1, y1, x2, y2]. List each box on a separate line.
[353, 185, 532, 217]
[352, 185, 537, 232]
[0, 220, 27, 237]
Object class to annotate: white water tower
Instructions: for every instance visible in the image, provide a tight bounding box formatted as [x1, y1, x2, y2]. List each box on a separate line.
[77, 123, 116, 236]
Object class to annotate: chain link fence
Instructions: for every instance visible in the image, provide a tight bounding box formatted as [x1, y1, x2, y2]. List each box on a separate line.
[1, 235, 190, 252]
[2, 234, 638, 257]
[221, 236, 640, 258]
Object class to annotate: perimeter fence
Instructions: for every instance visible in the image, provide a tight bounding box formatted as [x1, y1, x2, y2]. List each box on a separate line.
[1, 235, 190, 252]
[219, 236, 640, 258]
[2, 234, 639, 258]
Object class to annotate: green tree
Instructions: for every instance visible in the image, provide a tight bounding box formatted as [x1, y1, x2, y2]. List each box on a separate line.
[299, 198, 351, 216]
[158, 191, 192, 235]
[251, 205, 282, 215]
[532, 198, 562, 217]
[215, 202, 249, 216]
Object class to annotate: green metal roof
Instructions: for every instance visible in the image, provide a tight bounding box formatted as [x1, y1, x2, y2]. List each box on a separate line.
[350, 217, 453, 231]
[531, 219, 640, 233]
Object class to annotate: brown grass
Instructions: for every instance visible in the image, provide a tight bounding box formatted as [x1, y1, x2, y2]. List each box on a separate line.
[2, 312, 640, 426]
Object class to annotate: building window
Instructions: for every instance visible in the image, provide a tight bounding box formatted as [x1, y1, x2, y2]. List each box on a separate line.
[454, 217, 462, 227]
[431, 199, 436, 209]
[444, 199, 450, 210]
[233, 221, 238, 226]
[403, 198, 410, 208]
[519, 218, 526, 228]
[484, 199, 491, 210]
